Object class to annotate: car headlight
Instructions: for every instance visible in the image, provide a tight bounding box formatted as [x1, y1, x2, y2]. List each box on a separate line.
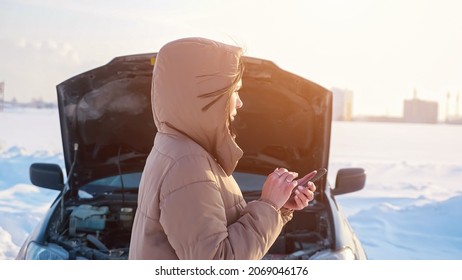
[310, 247, 356, 260]
[25, 242, 69, 260]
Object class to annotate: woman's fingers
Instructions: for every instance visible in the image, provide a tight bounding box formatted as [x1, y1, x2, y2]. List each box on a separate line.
[306, 181, 316, 192]
[281, 171, 298, 184]
[295, 185, 315, 201]
[273, 168, 298, 188]
[271, 168, 289, 179]
[293, 192, 309, 209]
[296, 170, 317, 187]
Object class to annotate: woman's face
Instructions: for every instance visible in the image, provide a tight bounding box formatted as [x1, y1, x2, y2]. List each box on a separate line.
[229, 79, 243, 122]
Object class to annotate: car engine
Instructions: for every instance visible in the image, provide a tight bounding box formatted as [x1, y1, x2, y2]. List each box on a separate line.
[262, 201, 332, 259]
[45, 196, 136, 260]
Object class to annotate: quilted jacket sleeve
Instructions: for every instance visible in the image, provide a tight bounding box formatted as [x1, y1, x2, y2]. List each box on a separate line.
[158, 155, 287, 260]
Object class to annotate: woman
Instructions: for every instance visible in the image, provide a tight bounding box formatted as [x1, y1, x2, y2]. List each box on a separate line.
[129, 37, 317, 260]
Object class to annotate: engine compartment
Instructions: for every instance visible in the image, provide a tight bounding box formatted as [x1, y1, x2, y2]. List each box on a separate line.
[42, 192, 331, 260]
[263, 201, 331, 259]
[45, 194, 136, 260]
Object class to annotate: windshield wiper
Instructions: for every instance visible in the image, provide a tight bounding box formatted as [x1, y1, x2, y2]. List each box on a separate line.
[242, 190, 262, 196]
[111, 188, 138, 194]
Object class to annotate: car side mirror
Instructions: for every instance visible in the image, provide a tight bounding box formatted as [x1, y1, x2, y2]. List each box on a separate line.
[30, 163, 64, 191]
[332, 168, 366, 196]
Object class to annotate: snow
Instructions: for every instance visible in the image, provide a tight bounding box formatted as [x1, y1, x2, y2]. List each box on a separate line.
[1, 107, 462, 260]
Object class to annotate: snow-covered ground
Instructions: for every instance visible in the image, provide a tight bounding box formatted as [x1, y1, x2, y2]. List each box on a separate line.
[1, 107, 461, 260]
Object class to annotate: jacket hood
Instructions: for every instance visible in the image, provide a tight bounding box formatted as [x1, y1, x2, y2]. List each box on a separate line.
[152, 37, 243, 175]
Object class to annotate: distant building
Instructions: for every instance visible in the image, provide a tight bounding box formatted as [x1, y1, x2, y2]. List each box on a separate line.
[331, 87, 353, 121]
[403, 93, 438, 124]
[446, 92, 462, 124]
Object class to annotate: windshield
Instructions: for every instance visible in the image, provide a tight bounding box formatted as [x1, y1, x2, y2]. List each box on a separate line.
[79, 172, 142, 197]
[78, 171, 264, 197]
[233, 172, 266, 193]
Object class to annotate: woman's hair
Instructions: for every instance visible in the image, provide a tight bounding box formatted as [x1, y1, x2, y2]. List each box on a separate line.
[198, 58, 245, 112]
[198, 58, 245, 137]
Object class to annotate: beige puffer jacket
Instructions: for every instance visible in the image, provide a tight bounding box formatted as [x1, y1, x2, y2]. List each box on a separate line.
[129, 37, 292, 260]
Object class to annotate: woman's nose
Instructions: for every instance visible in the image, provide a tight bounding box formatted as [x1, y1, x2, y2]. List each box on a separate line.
[236, 96, 243, 109]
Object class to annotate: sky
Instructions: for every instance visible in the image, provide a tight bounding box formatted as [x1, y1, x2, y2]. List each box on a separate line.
[1, 0, 462, 119]
[1, 107, 462, 260]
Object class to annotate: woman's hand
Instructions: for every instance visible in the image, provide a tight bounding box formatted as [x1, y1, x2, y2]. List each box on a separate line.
[283, 182, 316, 210]
[284, 170, 317, 210]
[283, 170, 318, 210]
[259, 168, 299, 210]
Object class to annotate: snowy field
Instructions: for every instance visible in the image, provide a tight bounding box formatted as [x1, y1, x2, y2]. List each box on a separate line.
[1, 107, 461, 260]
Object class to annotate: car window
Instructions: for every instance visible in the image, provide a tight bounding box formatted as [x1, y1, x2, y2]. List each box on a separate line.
[79, 172, 142, 197]
[88, 172, 142, 188]
[233, 172, 266, 193]
[79, 171, 264, 196]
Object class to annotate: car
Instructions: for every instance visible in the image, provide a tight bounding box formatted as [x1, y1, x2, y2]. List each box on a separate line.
[16, 53, 367, 260]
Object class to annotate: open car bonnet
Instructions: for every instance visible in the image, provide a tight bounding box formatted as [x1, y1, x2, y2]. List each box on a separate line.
[57, 54, 332, 192]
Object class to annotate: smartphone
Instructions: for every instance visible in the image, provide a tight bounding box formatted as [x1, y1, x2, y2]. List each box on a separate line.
[309, 168, 327, 184]
[299, 168, 327, 187]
